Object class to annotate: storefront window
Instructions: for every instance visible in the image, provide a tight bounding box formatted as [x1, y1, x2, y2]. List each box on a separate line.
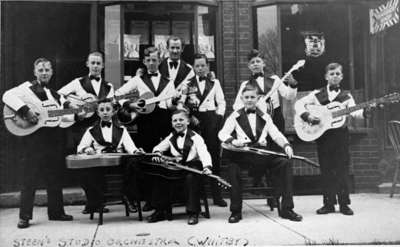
[280, 3, 351, 91]
[254, 5, 280, 75]
[121, 3, 217, 82]
[104, 4, 122, 87]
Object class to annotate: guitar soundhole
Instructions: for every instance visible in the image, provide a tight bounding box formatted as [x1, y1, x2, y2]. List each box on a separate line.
[137, 100, 145, 108]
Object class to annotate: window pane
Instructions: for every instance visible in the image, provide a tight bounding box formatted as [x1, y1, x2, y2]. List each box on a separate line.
[255, 5, 279, 75]
[104, 5, 122, 87]
[197, 5, 217, 73]
[280, 3, 350, 91]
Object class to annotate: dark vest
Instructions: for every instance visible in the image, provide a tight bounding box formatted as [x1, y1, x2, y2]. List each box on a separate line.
[89, 121, 124, 153]
[235, 108, 266, 144]
[315, 87, 351, 105]
[159, 59, 192, 88]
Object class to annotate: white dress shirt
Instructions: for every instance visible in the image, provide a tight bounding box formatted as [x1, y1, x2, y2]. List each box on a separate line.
[77, 124, 138, 154]
[115, 73, 176, 109]
[294, 85, 364, 120]
[218, 109, 289, 148]
[152, 129, 213, 168]
[233, 75, 297, 113]
[58, 75, 114, 99]
[194, 78, 226, 115]
[167, 58, 180, 83]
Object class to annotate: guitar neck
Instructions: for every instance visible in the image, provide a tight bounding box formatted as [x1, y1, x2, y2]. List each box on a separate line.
[48, 107, 82, 117]
[332, 98, 379, 118]
[146, 94, 175, 105]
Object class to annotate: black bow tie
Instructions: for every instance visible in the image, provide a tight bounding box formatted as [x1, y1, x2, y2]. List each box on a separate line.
[252, 73, 264, 79]
[198, 76, 207, 81]
[148, 73, 158, 78]
[89, 75, 100, 81]
[169, 61, 178, 69]
[101, 121, 112, 128]
[329, 85, 340, 92]
[246, 108, 256, 114]
[174, 131, 185, 137]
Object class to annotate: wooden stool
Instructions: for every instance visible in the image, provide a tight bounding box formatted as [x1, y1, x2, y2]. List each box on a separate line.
[90, 171, 143, 225]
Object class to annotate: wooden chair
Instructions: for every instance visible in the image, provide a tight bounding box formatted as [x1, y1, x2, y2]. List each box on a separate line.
[388, 120, 400, 198]
[89, 167, 143, 225]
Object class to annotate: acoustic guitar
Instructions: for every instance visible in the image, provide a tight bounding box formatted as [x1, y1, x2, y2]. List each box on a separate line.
[121, 87, 197, 124]
[294, 92, 400, 142]
[262, 59, 305, 117]
[3, 91, 139, 136]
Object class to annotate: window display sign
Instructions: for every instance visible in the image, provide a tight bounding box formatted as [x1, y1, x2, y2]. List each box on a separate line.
[154, 35, 170, 59]
[172, 21, 191, 44]
[198, 35, 215, 60]
[124, 34, 140, 59]
[301, 31, 325, 58]
[370, 0, 399, 34]
[130, 20, 149, 44]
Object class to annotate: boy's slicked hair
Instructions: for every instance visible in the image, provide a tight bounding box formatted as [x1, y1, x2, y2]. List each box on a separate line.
[97, 98, 115, 109]
[242, 83, 259, 95]
[325, 62, 342, 73]
[193, 53, 208, 64]
[247, 49, 264, 61]
[87, 51, 104, 62]
[34, 57, 51, 68]
[143, 46, 160, 58]
[172, 109, 190, 119]
[166, 36, 183, 48]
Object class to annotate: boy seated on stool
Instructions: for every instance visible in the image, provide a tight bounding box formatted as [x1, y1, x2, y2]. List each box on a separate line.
[149, 109, 213, 225]
[218, 84, 302, 223]
[77, 99, 143, 213]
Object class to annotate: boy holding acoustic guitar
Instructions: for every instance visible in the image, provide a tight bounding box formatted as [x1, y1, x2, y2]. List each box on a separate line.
[295, 62, 371, 216]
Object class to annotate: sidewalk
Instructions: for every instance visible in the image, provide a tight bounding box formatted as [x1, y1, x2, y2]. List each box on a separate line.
[1, 193, 400, 246]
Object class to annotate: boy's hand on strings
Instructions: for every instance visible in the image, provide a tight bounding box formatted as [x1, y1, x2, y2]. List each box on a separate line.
[202, 167, 212, 175]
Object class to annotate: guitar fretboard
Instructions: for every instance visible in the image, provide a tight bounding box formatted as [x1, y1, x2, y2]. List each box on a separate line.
[48, 92, 139, 117]
[332, 97, 383, 118]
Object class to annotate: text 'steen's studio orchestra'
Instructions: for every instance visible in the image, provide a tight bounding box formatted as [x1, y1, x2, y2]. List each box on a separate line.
[3, 35, 381, 229]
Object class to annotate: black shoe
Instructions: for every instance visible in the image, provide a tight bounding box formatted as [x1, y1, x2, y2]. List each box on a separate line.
[82, 207, 109, 214]
[147, 210, 165, 223]
[280, 210, 303, 222]
[142, 202, 154, 212]
[213, 199, 227, 207]
[165, 208, 173, 221]
[339, 205, 354, 215]
[17, 219, 30, 229]
[127, 202, 138, 213]
[49, 214, 73, 221]
[316, 205, 335, 214]
[228, 212, 242, 223]
[188, 214, 199, 225]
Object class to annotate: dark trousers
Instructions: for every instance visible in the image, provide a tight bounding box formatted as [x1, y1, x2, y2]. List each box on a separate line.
[224, 151, 294, 213]
[136, 107, 172, 204]
[19, 128, 66, 220]
[250, 107, 285, 180]
[80, 167, 106, 211]
[317, 127, 351, 206]
[193, 111, 223, 201]
[151, 161, 203, 214]
[65, 121, 97, 209]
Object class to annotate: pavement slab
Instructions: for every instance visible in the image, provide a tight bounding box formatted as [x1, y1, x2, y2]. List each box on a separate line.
[1, 194, 400, 246]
